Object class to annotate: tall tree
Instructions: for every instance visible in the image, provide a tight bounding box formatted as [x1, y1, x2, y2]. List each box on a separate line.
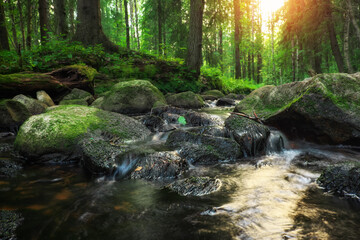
[8, 0, 19, 50]
[54, 0, 67, 37]
[157, 0, 163, 55]
[0, 0, 10, 50]
[186, 0, 205, 77]
[39, 0, 48, 43]
[234, 0, 241, 79]
[344, 7, 353, 73]
[124, 0, 130, 49]
[134, 0, 140, 50]
[17, 0, 25, 50]
[26, 0, 32, 48]
[73, 0, 118, 52]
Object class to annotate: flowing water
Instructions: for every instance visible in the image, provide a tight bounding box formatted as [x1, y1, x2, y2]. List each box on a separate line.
[1, 105, 360, 240]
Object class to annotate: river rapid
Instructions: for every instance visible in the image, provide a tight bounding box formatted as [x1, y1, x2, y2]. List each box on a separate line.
[1, 104, 360, 240]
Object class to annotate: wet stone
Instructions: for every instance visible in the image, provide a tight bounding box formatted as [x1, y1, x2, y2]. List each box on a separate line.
[166, 176, 222, 196]
[0, 210, 23, 240]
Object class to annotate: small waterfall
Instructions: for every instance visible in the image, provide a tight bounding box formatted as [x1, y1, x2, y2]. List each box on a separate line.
[204, 100, 218, 108]
[266, 130, 289, 154]
[111, 153, 138, 180]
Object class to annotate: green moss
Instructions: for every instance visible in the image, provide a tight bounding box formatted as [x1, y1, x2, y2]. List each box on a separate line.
[202, 90, 224, 98]
[67, 64, 97, 81]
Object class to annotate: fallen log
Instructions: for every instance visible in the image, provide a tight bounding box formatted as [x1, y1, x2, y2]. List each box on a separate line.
[0, 65, 97, 102]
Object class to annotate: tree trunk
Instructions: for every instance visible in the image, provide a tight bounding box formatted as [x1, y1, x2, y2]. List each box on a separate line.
[0, 0, 10, 50]
[26, 0, 32, 48]
[39, 0, 48, 44]
[344, 8, 353, 73]
[185, 0, 204, 77]
[219, 27, 223, 71]
[54, 0, 67, 37]
[17, 0, 26, 50]
[8, 0, 19, 51]
[134, 0, 140, 50]
[157, 0, 163, 55]
[257, 53, 262, 83]
[129, 0, 136, 47]
[124, 0, 130, 49]
[73, 0, 118, 52]
[69, 0, 76, 37]
[347, 0, 360, 44]
[291, 37, 296, 82]
[324, 0, 344, 72]
[234, 0, 241, 79]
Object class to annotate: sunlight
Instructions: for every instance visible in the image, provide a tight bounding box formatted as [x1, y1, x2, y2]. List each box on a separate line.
[260, 0, 285, 16]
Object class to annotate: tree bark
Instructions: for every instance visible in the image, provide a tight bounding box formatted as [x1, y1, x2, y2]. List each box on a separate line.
[39, 0, 48, 44]
[347, 0, 360, 44]
[17, 0, 26, 50]
[124, 0, 130, 49]
[8, 0, 19, 51]
[234, 0, 241, 79]
[324, 0, 344, 72]
[219, 27, 223, 71]
[157, 0, 163, 55]
[26, 0, 32, 48]
[54, 0, 67, 37]
[73, 0, 118, 52]
[344, 8, 353, 73]
[134, 0, 140, 50]
[186, 0, 204, 77]
[129, 0, 136, 47]
[69, 0, 76, 37]
[0, 0, 10, 50]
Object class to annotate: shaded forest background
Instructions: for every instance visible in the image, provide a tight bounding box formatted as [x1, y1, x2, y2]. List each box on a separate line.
[1, 0, 360, 94]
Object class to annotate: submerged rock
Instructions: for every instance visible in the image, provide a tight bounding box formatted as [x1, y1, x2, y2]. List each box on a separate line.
[166, 129, 242, 164]
[216, 98, 236, 107]
[317, 165, 360, 200]
[13, 94, 46, 115]
[0, 99, 31, 132]
[129, 152, 188, 181]
[14, 105, 151, 162]
[36, 90, 55, 107]
[0, 210, 23, 240]
[166, 176, 222, 196]
[225, 115, 270, 157]
[100, 80, 166, 114]
[60, 88, 95, 106]
[166, 91, 205, 109]
[235, 73, 360, 145]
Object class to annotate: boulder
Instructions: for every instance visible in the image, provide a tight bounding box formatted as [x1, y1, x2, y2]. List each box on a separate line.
[317, 165, 360, 200]
[166, 91, 205, 109]
[59, 88, 95, 106]
[225, 115, 270, 157]
[0, 99, 31, 132]
[234, 73, 360, 145]
[100, 80, 166, 114]
[202, 90, 225, 99]
[129, 152, 188, 181]
[141, 115, 175, 132]
[216, 98, 236, 106]
[166, 177, 222, 196]
[166, 129, 242, 165]
[0, 210, 23, 240]
[13, 94, 46, 115]
[91, 97, 104, 108]
[225, 93, 245, 100]
[14, 105, 151, 162]
[36, 90, 55, 107]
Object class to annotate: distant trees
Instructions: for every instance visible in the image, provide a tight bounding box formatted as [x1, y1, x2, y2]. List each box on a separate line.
[0, 0, 10, 50]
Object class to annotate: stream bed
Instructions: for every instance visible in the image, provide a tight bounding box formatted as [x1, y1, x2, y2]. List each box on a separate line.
[1, 105, 360, 240]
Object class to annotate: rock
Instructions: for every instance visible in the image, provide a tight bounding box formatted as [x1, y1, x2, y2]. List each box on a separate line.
[0, 210, 23, 240]
[216, 98, 236, 106]
[317, 165, 360, 200]
[292, 152, 341, 172]
[14, 105, 151, 162]
[36, 90, 55, 107]
[202, 90, 225, 99]
[188, 126, 228, 138]
[91, 97, 104, 108]
[0, 99, 31, 132]
[235, 73, 360, 145]
[13, 94, 46, 115]
[166, 129, 242, 165]
[100, 80, 166, 114]
[201, 95, 218, 101]
[60, 88, 95, 106]
[129, 152, 188, 181]
[225, 115, 270, 157]
[166, 176, 222, 196]
[225, 93, 245, 100]
[0, 159, 23, 178]
[166, 91, 205, 109]
[141, 115, 175, 132]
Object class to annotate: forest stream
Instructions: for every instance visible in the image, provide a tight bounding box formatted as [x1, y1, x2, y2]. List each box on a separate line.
[1, 104, 360, 240]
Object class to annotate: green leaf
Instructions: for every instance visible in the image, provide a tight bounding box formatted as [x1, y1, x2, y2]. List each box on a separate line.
[178, 116, 187, 125]
[67, 54, 73, 59]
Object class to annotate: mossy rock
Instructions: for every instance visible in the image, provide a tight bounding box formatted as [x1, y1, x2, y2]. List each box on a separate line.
[166, 91, 205, 109]
[166, 177, 222, 196]
[100, 80, 166, 114]
[14, 105, 151, 160]
[13, 94, 46, 115]
[235, 73, 360, 145]
[59, 99, 89, 106]
[0, 210, 23, 240]
[0, 99, 31, 131]
[36, 90, 55, 107]
[60, 88, 95, 105]
[202, 90, 225, 99]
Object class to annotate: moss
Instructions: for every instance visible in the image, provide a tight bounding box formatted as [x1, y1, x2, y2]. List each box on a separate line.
[166, 91, 205, 109]
[0, 73, 50, 84]
[67, 64, 97, 82]
[14, 105, 150, 157]
[59, 99, 88, 106]
[202, 90, 225, 98]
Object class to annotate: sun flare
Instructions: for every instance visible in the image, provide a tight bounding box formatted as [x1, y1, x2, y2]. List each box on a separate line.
[260, 0, 285, 15]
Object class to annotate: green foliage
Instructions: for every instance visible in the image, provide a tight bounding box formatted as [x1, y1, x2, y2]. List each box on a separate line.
[177, 116, 187, 125]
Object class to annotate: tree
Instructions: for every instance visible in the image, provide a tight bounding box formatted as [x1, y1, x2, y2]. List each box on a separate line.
[234, 0, 241, 79]
[124, 0, 130, 49]
[26, 0, 32, 48]
[39, 0, 48, 43]
[54, 0, 67, 37]
[73, 0, 118, 52]
[0, 0, 10, 50]
[186, 0, 205, 77]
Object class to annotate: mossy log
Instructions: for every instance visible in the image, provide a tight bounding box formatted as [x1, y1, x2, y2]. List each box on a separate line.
[0, 65, 97, 101]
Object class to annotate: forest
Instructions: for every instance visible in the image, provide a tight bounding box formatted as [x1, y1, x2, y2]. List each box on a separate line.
[1, 0, 360, 240]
